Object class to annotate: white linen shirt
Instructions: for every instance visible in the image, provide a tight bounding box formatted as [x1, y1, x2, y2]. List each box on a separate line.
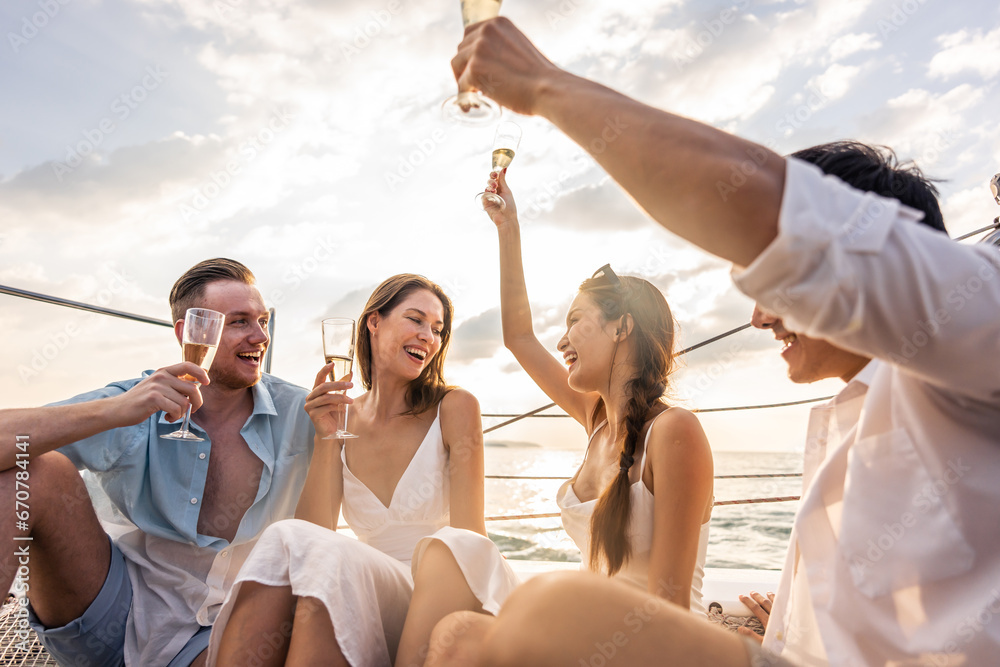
[54, 372, 313, 666]
[732, 158, 1000, 666]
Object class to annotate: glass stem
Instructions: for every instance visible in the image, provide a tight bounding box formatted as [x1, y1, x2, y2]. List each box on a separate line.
[179, 403, 194, 434]
[180, 381, 200, 434]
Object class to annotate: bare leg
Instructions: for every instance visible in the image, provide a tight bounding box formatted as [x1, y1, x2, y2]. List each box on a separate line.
[437, 572, 752, 667]
[395, 540, 484, 667]
[285, 596, 349, 667]
[426, 611, 494, 667]
[214, 583, 296, 666]
[1, 452, 111, 627]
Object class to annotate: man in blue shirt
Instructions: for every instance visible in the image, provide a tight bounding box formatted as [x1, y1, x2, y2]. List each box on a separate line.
[0, 258, 335, 666]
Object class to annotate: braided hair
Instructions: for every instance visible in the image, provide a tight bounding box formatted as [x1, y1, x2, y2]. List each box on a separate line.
[580, 274, 676, 576]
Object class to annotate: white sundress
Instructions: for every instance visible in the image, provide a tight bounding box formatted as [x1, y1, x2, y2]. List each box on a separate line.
[207, 407, 519, 666]
[557, 413, 711, 615]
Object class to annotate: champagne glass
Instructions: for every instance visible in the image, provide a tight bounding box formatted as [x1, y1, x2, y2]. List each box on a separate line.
[441, 0, 504, 125]
[321, 318, 358, 439]
[161, 308, 225, 441]
[477, 121, 521, 210]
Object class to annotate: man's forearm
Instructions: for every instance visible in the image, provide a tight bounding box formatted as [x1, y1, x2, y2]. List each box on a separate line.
[0, 401, 121, 470]
[534, 71, 785, 267]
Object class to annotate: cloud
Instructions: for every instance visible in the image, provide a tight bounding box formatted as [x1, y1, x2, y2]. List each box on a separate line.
[535, 181, 653, 231]
[450, 307, 503, 363]
[857, 84, 984, 168]
[809, 63, 861, 102]
[928, 27, 1000, 80]
[826, 32, 882, 62]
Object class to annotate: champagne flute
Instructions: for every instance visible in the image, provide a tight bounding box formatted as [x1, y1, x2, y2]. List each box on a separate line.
[321, 318, 358, 440]
[441, 0, 504, 125]
[161, 308, 225, 441]
[477, 121, 521, 210]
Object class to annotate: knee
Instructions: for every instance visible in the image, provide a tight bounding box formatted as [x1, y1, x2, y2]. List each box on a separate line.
[414, 539, 457, 580]
[258, 518, 313, 544]
[499, 571, 586, 620]
[2, 451, 89, 511]
[426, 611, 490, 667]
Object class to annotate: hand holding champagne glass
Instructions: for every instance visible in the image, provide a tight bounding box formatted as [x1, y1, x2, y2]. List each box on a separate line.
[477, 121, 521, 210]
[321, 318, 358, 439]
[442, 0, 504, 124]
[161, 308, 225, 441]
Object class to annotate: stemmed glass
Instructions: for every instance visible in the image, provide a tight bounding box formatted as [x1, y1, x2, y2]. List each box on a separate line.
[477, 121, 521, 210]
[321, 318, 358, 440]
[161, 308, 225, 441]
[441, 0, 504, 125]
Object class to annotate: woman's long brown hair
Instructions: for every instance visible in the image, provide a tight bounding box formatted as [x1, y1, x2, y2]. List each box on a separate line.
[581, 275, 676, 576]
[356, 274, 454, 416]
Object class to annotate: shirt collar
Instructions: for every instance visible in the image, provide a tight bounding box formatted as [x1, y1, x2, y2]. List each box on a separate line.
[834, 359, 877, 405]
[154, 373, 277, 425]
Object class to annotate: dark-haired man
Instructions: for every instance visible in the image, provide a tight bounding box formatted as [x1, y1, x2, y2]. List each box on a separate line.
[735, 141, 971, 664]
[427, 20, 1000, 667]
[0, 259, 337, 666]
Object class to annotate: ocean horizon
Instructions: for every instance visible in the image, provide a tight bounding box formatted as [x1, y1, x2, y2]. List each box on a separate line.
[484, 443, 800, 571]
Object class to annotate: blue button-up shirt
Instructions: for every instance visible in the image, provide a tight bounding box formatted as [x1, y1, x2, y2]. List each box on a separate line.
[53, 371, 314, 665]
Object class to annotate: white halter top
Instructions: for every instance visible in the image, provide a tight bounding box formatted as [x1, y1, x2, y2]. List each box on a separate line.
[340, 407, 450, 563]
[557, 413, 710, 614]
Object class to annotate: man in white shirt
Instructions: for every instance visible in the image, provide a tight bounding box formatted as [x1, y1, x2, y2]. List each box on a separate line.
[736, 140, 963, 666]
[426, 19, 1000, 667]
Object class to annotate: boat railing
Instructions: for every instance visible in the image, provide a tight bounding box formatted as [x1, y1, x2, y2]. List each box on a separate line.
[10, 216, 996, 520]
[0, 284, 277, 374]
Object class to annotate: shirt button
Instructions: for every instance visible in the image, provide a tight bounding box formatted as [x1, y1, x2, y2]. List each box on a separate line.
[199, 453, 206, 460]
[221, 551, 229, 557]
[191, 498, 198, 504]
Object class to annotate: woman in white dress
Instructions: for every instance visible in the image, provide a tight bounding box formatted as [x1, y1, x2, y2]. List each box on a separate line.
[426, 170, 715, 664]
[209, 274, 518, 667]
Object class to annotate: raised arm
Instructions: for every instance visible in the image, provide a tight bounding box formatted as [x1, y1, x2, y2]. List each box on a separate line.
[645, 409, 714, 609]
[294, 364, 353, 529]
[440, 388, 486, 536]
[0, 362, 208, 471]
[486, 171, 599, 428]
[454, 18, 785, 269]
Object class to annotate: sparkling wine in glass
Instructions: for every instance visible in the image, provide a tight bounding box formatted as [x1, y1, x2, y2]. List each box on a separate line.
[441, 0, 504, 125]
[161, 308, 225, 441]
[322, 318, 358, 440]
[477, 121, 521, 210]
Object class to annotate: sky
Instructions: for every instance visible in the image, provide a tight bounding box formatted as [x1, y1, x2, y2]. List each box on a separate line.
[1, 0, 998, 456]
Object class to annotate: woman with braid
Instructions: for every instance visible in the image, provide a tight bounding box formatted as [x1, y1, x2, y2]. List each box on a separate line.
[483, 170, 714, 613]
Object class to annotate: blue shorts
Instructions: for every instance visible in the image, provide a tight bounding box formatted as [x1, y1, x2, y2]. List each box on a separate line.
[28, 538, 211, 667]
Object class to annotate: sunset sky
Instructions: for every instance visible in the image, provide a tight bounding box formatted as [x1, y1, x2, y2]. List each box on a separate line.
[2, 0, 998, 456]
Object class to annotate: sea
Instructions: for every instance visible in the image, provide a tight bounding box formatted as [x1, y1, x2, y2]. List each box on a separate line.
[484, 443, 802, 571]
